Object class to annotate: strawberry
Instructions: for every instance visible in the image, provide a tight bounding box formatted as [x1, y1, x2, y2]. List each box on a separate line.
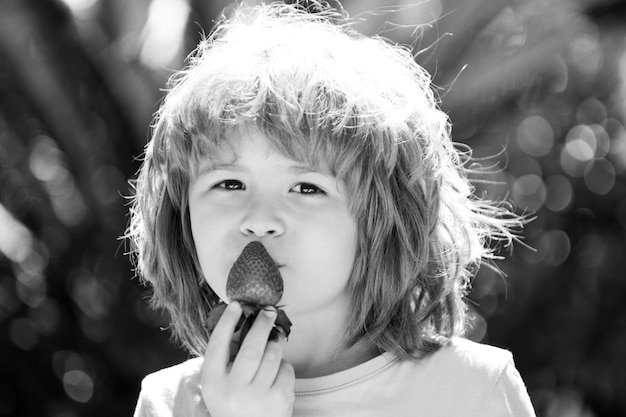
[206, 242, 292, 360]
[226, 241, 283, 305]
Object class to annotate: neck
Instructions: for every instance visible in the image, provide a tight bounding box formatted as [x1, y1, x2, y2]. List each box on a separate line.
[282, 305, 380, 379]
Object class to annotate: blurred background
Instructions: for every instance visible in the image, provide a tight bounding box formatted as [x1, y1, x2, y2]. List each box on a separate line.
[0, 0, 625, 416]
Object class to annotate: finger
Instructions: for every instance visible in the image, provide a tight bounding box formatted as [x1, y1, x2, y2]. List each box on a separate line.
[254, 334, 285, 388]
[229, 307, 277, 381]
[202, 301, 242, 377]
[273, 360, 296, 396]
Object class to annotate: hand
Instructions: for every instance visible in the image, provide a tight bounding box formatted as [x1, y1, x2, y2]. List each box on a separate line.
[201, 301, 295, 417]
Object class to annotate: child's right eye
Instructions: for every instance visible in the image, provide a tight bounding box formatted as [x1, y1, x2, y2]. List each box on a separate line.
[214, 180, 245, 191]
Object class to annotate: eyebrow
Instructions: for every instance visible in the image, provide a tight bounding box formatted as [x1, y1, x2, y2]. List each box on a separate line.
[289, 165, 328, 175]
[194, 161, 331, 178]
[195, 162, 244, 177]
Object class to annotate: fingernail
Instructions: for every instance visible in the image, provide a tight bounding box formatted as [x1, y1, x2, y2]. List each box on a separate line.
[263, 308, 277, 318]
[269, 326, 286, 342]
[275, 326, 286, 340]
[228, 301, 241, 313]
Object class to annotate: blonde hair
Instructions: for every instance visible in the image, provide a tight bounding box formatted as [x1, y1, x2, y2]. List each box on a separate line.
[126, 2, 522, 359]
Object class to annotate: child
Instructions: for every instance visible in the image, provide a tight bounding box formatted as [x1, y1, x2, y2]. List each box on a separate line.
[127, 1, 536, 416]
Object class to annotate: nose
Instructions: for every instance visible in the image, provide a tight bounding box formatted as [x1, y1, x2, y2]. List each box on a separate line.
[239, 197, 285, 238]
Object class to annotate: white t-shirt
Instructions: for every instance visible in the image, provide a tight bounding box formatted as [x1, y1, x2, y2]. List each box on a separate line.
[133, 337, 536, 416]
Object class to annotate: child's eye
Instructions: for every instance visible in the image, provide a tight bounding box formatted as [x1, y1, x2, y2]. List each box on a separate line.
[291, 182, 325, 195]
[214, 180, 245, 191]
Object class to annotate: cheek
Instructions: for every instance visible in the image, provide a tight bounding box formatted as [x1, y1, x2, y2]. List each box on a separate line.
[195, 246, 229, 302]
[311, 211, 358, 274]
[188, 209, 230, 299]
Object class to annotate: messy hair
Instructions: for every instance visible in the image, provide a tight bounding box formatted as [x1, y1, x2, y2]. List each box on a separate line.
[126, 2, 523, 359]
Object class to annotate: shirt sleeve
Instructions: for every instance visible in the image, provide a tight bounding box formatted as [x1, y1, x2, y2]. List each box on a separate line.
[132, 376, 169, 417]
[131, 365, 211, 417]
[485, 360, 536, 417]
[132, 380, 153, 417]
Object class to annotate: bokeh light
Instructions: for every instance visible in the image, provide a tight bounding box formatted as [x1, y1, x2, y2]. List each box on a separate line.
[539, 230, 571, 267]
[9, 317, 39, 351]
[576, 97, 608, 126]
[63, 370, 94, 403]
[567, 27, 603, 79]
[139, 0, 190, 70]
[544, 175, 573, 212]
[31, 298, 61, 336]
[517, 115, 555, 157]
[16, 269, 46, 309]
[70, 271, 114, 320]
[566, 125, 598, 162]
[607, 118, 626, 172]
[512, 174, 547, 211]
[0, 203, 34, 263]
[584, 159, 616, 195]
[28, 136, 87, 227]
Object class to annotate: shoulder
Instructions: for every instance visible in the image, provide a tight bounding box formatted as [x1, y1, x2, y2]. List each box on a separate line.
[141, 357, 203, 390]
[412, 337, 535, 416]
[432, 337, 514, 377]
[407, 337, 515, 398]
[134, 358, 206, 417]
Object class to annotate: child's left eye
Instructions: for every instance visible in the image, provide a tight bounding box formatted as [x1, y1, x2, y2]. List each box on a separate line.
[291, 182, 325, 195]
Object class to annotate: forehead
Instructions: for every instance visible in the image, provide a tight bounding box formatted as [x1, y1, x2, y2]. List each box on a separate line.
[190, 124, 329, 176]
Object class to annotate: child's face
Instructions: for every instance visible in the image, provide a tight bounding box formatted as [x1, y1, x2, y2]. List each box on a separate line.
[188, 127, 358, 319]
